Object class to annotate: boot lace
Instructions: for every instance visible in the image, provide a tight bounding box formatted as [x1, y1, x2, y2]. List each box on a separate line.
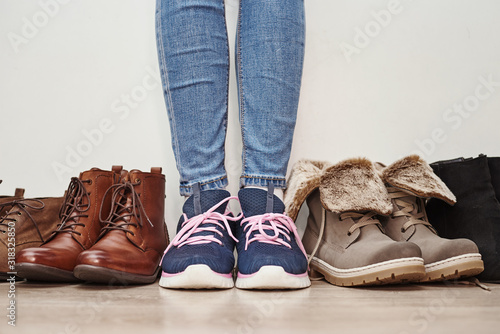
[0, 199, 45, 239]
[339, 211, 382, 236]
[166, 197, 241, 252]
[241, 211, 308, 258]
[387, 187, 436, 233]
[99, 181, 152, 237]
[53, 177, 91, 236]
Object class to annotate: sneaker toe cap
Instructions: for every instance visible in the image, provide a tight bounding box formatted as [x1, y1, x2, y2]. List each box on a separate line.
[238, 248, 308, 275]
[161, 245, 234, 275]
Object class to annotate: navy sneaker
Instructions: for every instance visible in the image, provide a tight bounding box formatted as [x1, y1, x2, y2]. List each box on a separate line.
[159, 185, 239, 289]
[235, 185, 311, 289]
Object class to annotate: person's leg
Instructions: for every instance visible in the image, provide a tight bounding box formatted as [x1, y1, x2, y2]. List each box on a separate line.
[156, 0, 230, 197]
[237, 0, 305, 191]
[234, 0, 310, 290]
[156, 0, 239, 289]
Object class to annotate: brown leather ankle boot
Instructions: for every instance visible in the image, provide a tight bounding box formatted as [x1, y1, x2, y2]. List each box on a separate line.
[0, 181, 25, 218]
[16, 166, 123, 282]
[74, 168, 169, 285]
[0, 197, 64, 279]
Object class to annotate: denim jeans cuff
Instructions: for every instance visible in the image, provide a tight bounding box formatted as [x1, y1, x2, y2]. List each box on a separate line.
[239, 175, 287, 189]
[179, 175, 228, 196]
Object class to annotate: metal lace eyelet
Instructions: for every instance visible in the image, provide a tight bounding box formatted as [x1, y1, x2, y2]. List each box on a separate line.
[135, 178, 141, 184]
[401, 228, 405, 233]
[347, 232, 351, 236]
[17, 212, 22, 216]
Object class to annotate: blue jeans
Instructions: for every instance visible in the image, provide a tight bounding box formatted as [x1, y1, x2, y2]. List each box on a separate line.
[156, 0, 305, 196]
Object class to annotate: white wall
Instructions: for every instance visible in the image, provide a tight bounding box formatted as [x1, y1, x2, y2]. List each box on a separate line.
[1, 0, 500, 235]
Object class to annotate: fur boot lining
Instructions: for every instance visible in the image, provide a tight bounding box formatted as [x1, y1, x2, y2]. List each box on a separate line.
[284, 159, 331, 221]
[320, 158, 393, 215]
[382, 155, 456, 205]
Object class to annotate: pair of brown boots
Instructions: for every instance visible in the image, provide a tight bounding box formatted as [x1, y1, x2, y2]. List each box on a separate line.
[1, 181, 64, 280]
[285, 155, 484, 287]
[15, 166, 169, 284]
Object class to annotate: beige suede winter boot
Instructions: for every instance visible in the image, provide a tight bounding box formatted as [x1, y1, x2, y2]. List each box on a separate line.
[285, 158, 425, 287]
[378, 155, 484, 282]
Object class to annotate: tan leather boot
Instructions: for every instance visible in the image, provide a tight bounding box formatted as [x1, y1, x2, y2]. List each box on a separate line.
[378, 155, 484, 282]
[0, 197, 64, 279]
[285, 158, 425, 286]
[74, 168, 169, 284]
[0, 181, 25, 218]
[16, 166, 123, 282]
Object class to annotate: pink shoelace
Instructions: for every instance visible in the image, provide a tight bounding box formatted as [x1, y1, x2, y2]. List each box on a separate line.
[241, 212, 308, 258]
[165, 196, 241, 253]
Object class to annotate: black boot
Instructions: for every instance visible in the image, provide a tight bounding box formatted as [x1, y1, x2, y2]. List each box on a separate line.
[488, 157, 500, 201]
[426, 155, 500, 282]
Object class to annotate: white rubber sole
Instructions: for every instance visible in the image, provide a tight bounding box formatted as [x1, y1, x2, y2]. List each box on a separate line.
[420, 253, 484, 282]
[309, 256, 425, 287]
[159, 264, 234, 289]
[235, 265, 311, 290]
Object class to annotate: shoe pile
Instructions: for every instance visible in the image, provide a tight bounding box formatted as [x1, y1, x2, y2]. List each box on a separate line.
[3, 154, 496, 289]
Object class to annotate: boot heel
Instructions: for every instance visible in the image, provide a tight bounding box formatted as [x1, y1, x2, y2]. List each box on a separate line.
[309, 267, 324, 280]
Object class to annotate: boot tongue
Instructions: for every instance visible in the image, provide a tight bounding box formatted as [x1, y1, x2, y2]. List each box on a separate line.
[398, 191, 421, 216]
[238, 186, 285, 217]
[121, 170, 130, 182]
[115, 195, 134, 225]
[182, 189, 231, 219]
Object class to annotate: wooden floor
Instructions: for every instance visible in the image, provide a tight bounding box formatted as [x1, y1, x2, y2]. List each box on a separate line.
[0, 279, 498, 334]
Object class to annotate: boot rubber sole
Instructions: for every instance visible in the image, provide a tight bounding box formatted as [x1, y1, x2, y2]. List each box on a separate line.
[235, 265, 311, 290]
[16, 263, 80, 283]
[159, 264, 234, 289]
[309, 256, 425, 287]
[420, 253, 484, 282]
[73, 264, 160, 285]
